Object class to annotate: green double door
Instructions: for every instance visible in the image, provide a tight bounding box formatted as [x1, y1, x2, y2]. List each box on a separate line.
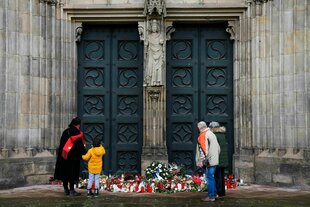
[78, 24, 233, 175]
[77, 25, 143, 175]
[166, 24, 234, 173]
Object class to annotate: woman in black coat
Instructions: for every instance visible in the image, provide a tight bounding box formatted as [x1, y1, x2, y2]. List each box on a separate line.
[54, 117, 86, 196]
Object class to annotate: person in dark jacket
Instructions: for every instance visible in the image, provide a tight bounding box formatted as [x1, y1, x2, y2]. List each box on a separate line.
[54, 117, 86, 196]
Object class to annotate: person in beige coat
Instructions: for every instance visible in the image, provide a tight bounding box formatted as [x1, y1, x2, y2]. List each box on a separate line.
[196, 121, 221, 202]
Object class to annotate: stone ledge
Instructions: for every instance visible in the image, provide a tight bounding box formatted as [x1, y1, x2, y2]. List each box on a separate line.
[0, 148, 55, 159]
[0, 157, 56, 189]
[237, 148, 310, 160]
[273, 174, 293, 184]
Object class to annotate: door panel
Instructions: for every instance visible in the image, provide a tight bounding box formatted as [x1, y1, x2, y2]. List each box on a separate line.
[167, 24, 233, 173]
[78, 25, 143, 175]
[111, 27, 143, 174]
[166, 26, 200, 172]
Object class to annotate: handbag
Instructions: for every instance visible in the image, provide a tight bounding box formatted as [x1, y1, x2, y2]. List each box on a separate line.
[61, 130, 84, 160]
[61, 137, 73, 160]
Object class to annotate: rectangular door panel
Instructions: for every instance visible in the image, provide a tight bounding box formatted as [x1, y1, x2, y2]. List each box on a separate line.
[167, 24, 234, 173]
[78, 25, 143, 176]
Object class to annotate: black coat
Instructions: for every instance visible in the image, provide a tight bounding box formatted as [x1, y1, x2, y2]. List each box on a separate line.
[54, 125, 86, 181]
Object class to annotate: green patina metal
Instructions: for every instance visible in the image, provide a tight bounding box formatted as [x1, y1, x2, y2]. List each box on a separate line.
[77, 25, 144, 176]
[166, 24, 234, 174]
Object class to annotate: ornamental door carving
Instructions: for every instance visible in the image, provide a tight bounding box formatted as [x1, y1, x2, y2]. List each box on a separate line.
[78, 25, 143, 175]
[166, 24, 233, 173]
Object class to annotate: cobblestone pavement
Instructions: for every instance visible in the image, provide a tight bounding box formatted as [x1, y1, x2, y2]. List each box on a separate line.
[0, 184, 309, 207]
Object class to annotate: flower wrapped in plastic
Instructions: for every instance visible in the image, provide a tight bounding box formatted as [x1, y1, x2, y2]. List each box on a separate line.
[168, 163, 185, 177]
[78, 178, 88, 189]
[145, 161, 171, 180]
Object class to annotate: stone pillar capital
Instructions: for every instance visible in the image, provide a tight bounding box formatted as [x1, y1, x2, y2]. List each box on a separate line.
[40, 0, 58, 6]
[75, 24, 83, 43]
[39, 0, 64, 8]
[250, 0, 272, 16]
[226, 20, 240, 41]
[138, 21, 146, 42]
[252, 0, 270, 4]
[165, 21, 175, 41]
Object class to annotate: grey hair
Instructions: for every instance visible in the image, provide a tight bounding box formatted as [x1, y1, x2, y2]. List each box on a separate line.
[209, 121, 220, 128]
[197, 121, 207, 130]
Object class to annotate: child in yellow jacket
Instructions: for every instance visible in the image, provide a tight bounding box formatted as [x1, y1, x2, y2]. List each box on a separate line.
[82, 138, 106, 197]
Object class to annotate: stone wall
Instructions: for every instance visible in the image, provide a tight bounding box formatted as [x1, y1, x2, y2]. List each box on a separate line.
[0, 0, 75, 187]
[233, 0, 310, 190]
[0, 0, 76, 157]
[0, 0, 309, 189]
[249, 0, 309, 152]
[0, 156, 55, 189]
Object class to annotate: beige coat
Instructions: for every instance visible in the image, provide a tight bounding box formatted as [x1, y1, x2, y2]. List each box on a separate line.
[205, 129, 221, 166]
[196, 128, 221, 167]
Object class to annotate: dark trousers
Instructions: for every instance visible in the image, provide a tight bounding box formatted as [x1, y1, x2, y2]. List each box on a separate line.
[215, 166, 225, 196]
[63, 179, 75, 191]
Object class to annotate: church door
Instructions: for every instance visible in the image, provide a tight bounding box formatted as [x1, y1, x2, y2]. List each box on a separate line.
[77, 25, 143, 175]
[166, 24, 234, 173]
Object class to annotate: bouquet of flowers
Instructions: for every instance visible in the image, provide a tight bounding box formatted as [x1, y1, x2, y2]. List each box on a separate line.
[168, 163, 185, 177]
[145, 161, 170, 180]
[225, 174, 238, 189]
[76, 160, 211, 193]
[190, 174, 206, 192]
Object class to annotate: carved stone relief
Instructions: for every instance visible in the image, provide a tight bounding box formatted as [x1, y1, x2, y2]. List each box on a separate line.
[141, 1, 170, 165]
[148, 89, 160, 102]
[75, 25, 83, 43]
[144, 19, 165, 86]
[226, 21, 240, 41]
[140, 1, 174, 87]
[144, 0, 166, 16]
[166, 22, 175, 41]
[138, 22, 146, 41]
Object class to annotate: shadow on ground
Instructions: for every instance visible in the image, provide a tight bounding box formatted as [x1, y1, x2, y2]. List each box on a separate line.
[0, 185, 309, 207]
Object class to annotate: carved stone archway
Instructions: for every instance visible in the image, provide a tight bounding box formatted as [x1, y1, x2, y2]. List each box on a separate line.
[63, 0, 247, 175]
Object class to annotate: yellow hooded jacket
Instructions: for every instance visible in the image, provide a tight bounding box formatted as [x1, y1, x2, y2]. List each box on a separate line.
[82, 145, 106, 174]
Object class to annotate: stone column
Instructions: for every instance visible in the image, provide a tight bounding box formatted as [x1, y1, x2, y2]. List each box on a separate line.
[139, 0, 174, 173]
[142, 87, 167, 171]
[1, 0, 9, 155]
[50, 0, 57, 150]
[232, 0, 255, 183]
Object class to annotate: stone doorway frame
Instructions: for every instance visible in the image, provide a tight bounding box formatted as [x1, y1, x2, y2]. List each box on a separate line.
[62, 2, 250, 174]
